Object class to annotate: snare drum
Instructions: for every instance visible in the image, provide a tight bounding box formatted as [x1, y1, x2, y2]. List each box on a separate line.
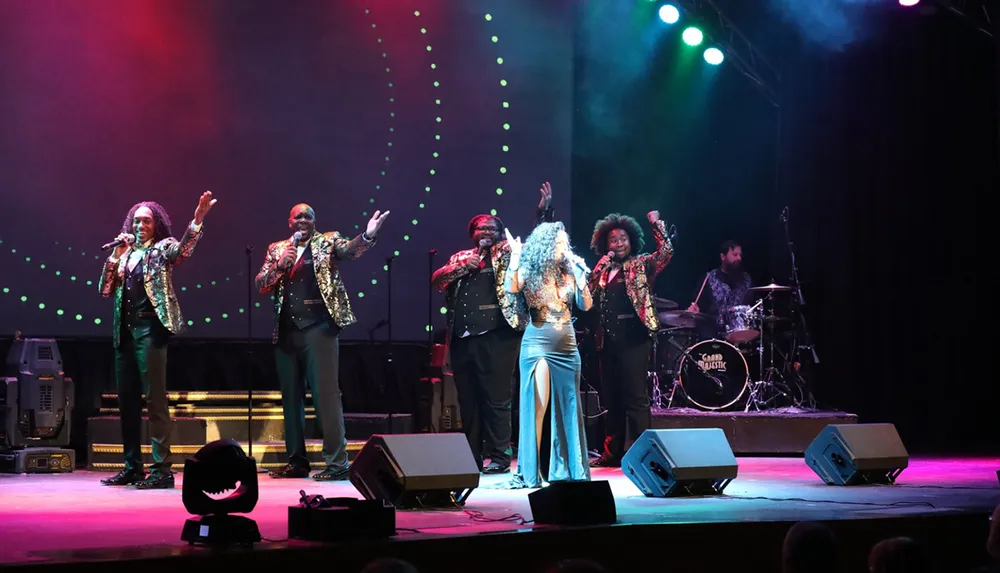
[722, 304, 761, 344]
[677, 339, 749, 410]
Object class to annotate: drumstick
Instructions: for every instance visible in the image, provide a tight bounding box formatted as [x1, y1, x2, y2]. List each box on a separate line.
[692, 273, 709, 308]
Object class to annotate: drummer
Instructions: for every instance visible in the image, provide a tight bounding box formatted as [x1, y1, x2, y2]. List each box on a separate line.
[687, 240, 753, 339]
[587, 211, 674, 468]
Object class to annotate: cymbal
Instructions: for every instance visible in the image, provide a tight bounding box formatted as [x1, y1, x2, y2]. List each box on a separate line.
[749, 283, 793, 292]
[653, 296, 678, 310]
[658, 310, 712, 329]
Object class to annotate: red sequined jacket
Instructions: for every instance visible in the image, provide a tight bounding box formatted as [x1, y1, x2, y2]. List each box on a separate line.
[588, 219, 674, 339]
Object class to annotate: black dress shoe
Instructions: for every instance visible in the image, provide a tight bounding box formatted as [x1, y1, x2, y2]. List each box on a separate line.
[101, 468, 147, 486]
[269, 464, 311, 478]
[483, 461, 511, 474]
[312, 466, 350, 481]
[589, 455, 621, 468]
[131, 471, 175, 490]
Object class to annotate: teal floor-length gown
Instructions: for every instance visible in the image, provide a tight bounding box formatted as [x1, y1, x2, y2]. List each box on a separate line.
[505, 270, 592, 489]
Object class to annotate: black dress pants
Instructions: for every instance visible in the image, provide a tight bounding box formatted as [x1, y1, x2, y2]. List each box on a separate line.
[275, 320, 347, 471]
[115, 327, 171, 473]
[450, 327, 520, 468]
[598, 329, 652, 461]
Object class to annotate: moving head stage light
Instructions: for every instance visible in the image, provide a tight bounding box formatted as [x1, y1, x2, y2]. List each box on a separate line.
[0, 337, 75, 474]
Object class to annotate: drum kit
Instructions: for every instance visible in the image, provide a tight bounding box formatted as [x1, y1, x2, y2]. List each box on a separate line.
[649, 283, 809, 412]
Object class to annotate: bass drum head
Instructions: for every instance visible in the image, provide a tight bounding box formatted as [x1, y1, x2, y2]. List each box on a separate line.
[678, 339, 749, 410]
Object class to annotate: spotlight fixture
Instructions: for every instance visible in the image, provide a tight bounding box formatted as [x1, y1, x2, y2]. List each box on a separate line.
[682, 26, 704, 46]
[899, 0, 920, 6]
[181, 439, 261, 546]
[703, 47, 725, 65]
[658, 4, 680, 24]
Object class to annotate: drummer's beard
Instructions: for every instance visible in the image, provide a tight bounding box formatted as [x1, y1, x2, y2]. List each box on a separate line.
[722, 260, 741, 273]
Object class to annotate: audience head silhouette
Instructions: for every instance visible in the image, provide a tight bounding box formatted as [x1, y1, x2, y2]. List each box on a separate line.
[544, 558, 609, 573]
[360, 558, 420, 573]
[782, 521, 838, 573]
[868, 537, 931, 573]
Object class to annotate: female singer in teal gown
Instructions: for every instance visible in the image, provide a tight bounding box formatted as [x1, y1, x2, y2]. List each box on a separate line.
[502, 222, 593, 489]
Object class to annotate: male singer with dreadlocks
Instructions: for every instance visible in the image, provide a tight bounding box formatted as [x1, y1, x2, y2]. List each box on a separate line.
[431, 183, 554, 474]
[587, 211, 673, 468]
[98, 191, 217, 489]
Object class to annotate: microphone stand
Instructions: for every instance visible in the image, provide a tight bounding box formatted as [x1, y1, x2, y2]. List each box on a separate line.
[245, 244, 263, 470]
[782, 209, 819, 408]
[385, 255, 395, 434]
[427, 250, 436, 351]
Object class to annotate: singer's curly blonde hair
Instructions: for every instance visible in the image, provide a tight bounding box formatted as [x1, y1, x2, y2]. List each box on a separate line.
[520, 221, 574, 298]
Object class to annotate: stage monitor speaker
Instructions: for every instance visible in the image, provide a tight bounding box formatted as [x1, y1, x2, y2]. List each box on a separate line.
[527, 480, 617, 526]
[621, 428, 738, 497]
[804, 423, 909, 486]
[349, 433, 480, 509]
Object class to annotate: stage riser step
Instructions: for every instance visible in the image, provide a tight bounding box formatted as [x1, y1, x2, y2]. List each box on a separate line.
[87, 417, 207, 447]
[651, 410, 858, 454]
[87, 440, 366, 471]
[87, 414, 413, 447]
[100, 391, 310, 406]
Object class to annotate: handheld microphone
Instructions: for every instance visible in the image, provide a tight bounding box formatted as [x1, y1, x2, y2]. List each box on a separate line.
[478, 238, 492, 258]
[606, 251, 616, 262]
[101, 235, 135, 251]
[292, 231, 305, 244]
[569, 253, 591, 274]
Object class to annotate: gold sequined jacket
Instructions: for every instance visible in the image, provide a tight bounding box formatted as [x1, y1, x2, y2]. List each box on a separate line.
[98, 222, 204, 348]
[256, 231, 376, 343]
[588, 219, 674, 337]
[432, 207, 554, 340]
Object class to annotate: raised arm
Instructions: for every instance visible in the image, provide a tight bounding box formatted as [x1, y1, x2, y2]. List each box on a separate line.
[636, 211, 673, 277]
[534, 181, 555, 227]
[503, 228, 525, 294]
[164, 191, 216, 264]
[333, 209, 389, 260]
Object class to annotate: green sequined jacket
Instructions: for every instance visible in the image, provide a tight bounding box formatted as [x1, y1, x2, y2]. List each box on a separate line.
[98, 222, 204, 348]
[256, 231, 376, 343]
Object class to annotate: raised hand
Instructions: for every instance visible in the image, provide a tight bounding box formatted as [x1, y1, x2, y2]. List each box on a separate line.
[647, 210, 660, 223]
[539, 181, 553, 210]
[366, 210, 390, 238]
[193, 191, 217, 225]
[504, 228, 522, 258]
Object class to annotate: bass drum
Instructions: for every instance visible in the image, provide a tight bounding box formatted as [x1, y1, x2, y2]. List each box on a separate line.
[677, 339, 749, 411]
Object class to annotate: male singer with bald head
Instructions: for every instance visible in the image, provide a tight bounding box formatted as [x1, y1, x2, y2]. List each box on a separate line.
[256, 203, 389, 480]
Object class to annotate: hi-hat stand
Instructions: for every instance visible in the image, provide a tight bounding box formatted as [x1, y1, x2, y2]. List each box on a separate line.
[743, 292, 796, 411]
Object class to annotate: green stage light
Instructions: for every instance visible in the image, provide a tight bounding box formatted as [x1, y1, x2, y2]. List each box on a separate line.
[682, 27, 703, 46]
[704, 47, 724, 65]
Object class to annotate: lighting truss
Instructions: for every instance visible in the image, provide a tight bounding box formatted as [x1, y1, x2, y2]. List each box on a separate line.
[932, 0, 995, 39]
[672, 0, 782, 108]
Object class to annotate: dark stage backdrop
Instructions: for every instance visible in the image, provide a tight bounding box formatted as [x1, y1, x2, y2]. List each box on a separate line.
[0, 0, 573, 341]
[571, 1, 999, 452]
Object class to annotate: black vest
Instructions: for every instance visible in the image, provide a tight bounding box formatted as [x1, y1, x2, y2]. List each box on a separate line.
[280, 245, 332, 332]
[452, 256, 504, 338]
[121, 257, 164, 340]
[602, 269, 646, 343]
